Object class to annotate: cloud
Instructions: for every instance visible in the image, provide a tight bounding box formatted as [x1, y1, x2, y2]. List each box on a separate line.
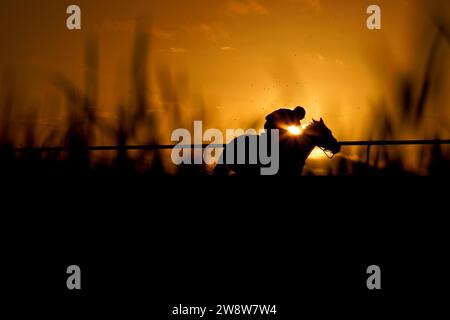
[152, 27, 173, 40]
[288, 0, 320, 11]
[183, 23, 229, 43]
[220, 46, 237, 51]
[170, 47, 186, 53]
[226, 0, 269, 16]
[94, 20, 173, 40]
[335, 58, 345, 66]
[315, 53, 325, 62]
[304, 0, 321, 10]
[94, 19, 135, 33]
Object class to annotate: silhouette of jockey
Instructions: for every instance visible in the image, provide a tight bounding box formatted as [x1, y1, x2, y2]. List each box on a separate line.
[264, 106, 306, 136]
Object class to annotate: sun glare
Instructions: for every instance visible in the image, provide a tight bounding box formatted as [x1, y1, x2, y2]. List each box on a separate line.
[287, 126, 302, 135]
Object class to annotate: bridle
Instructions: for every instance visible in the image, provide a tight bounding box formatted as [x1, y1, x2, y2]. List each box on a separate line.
[319, 147, 336, 159]
[300, 123, 338, 159]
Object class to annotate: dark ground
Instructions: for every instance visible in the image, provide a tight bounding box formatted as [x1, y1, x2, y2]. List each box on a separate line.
[1, 176, 448, 318]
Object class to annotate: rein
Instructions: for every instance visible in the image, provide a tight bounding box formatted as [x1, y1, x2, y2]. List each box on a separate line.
[319, 147, 335, 159]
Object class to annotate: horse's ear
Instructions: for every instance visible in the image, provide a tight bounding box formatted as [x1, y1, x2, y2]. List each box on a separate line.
[320, 118, 324, 124]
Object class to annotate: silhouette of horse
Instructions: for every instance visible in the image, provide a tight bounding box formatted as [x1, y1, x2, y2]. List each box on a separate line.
[214, 118, 340, 176]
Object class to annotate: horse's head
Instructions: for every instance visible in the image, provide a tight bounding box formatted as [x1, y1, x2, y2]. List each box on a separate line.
[303, 118, 341, 154]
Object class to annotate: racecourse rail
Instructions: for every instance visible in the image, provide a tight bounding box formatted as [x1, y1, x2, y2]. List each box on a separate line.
[8, 139, 450, 165]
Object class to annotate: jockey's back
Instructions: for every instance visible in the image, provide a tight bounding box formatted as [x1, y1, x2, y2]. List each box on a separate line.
[264, 106, 306, 131]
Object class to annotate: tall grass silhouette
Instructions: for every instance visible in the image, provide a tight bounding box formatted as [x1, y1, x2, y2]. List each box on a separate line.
[0, 23, 211, 177]
[0, 21, 448, 177]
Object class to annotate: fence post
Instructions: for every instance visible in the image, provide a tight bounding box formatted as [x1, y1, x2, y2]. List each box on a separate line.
[366, 144, 371, 167]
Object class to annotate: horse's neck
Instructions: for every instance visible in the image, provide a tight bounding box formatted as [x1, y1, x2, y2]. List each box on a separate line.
[299, 135, 317, 160]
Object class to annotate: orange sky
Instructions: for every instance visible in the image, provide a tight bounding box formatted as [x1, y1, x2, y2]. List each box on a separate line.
[0, 0, 449, 147]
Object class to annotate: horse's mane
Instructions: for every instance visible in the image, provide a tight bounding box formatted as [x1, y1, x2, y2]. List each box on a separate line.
[302, 119, 331, 136]
[302, 120, 320, 131]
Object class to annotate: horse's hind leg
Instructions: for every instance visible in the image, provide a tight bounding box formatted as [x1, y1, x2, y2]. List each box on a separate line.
[213, 151, 230, 176]
[213, 163, 229, 176]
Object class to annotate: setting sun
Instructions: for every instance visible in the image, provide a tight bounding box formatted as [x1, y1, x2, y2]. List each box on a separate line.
[287, 126, 302, 136]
